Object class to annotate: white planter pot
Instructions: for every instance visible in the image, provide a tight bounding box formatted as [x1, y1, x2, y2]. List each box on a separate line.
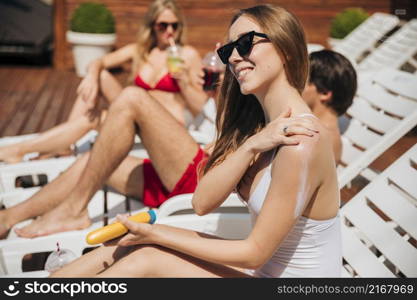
[66, 31, 116, 77]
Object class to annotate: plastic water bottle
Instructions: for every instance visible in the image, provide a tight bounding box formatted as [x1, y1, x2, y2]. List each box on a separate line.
[44, 243, 77, 273]
[202, 51, 224, 91]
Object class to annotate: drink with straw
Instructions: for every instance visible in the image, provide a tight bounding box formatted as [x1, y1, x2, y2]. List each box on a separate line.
[167, 38, 183, 73]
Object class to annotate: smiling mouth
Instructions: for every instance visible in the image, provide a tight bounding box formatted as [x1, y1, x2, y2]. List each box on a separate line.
[237, 67, 253, 80]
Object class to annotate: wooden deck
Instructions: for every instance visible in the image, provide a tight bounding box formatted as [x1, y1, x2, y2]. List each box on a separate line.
[0, 66, 80, 137]
[0, 65, 416, 203]
[0, 65, 127, 137]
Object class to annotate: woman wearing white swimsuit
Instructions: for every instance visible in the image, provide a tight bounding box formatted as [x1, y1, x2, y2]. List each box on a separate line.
[51, 4, 341, 278]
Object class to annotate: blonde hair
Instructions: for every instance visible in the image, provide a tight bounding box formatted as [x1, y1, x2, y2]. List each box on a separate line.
[205, 4, 309, 173]
[131, 0, 187, 79]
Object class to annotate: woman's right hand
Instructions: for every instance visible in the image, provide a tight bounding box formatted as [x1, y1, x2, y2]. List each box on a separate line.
[243, 108, 319, 155]
[77, 74, 99, 110]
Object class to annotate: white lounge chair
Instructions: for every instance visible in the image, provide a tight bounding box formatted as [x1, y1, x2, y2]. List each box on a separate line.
[358, 19, 417, 73]
[332, 12, 400, 66]
[0, 189, 147, 276]
[0, 157, 76, 195]
[338, 68, 417, 189]
[341, 143, 417, 277]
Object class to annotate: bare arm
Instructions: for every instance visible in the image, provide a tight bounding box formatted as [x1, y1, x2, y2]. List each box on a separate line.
[192, 110, 317, 214]
[78, 43, 136, 106]
[192, 140, 255, 215]
[117, 136, 321, 270]
[88, 43, 136, 77]
[175, 46, 208, 116]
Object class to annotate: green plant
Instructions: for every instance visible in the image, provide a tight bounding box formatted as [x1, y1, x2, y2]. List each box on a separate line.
[70, 2, 115, 34]
[330, 8, 369, 39]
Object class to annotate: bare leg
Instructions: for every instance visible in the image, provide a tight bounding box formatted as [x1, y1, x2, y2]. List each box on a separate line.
[74, 86, 200, 203]
[106, 155, 144, 199]
[16, 86, 200, 238]
[0, 70, 122, 163]
[50, 243, 135, 277]
[97, 245, 251, 278]
[9, 154, 145, 238]
[67, 70, 123, 121]
[0, 153, 91, 238]
[51, 244, 251, 278]
[0, 116, 99, 163]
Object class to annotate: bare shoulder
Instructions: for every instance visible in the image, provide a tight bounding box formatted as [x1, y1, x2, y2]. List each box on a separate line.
[275, 117, 333, 170]
[279, 134, 319, 163]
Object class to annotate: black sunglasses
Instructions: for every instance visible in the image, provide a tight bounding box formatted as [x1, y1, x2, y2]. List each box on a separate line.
[155, 22, 179, 32]
[217, 31, 269, 64]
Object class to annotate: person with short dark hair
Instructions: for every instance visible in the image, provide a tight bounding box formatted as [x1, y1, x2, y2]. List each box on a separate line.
[302, 49, 357, 163]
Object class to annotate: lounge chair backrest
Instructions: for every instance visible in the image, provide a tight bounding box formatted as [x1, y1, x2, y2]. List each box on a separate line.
[333, 12, 400, 65]
[338, 68, 417, 189]
[341, 143, 417, 277]
[359, 19, 417, 73]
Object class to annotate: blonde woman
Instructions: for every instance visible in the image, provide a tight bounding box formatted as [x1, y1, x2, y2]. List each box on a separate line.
[50, 4, 340, 278]
[0, 0, 206, 163]
[0, 0, 210, 238]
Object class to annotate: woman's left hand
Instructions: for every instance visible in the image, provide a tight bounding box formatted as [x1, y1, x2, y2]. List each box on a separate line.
[115, 214, 154, 247]
[243, 108, 319, 155]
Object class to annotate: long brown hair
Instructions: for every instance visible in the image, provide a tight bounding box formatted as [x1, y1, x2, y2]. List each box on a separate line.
[131, 0, 187, 79]
[204, 4, 309, 173]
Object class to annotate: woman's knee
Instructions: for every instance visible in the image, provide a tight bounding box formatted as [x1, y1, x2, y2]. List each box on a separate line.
[99, 69, 112, 82]
[115, 87, 152, 113]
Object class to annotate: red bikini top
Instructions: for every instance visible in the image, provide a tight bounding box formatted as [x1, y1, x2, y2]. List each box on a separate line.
[134, 73, 181, 93]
